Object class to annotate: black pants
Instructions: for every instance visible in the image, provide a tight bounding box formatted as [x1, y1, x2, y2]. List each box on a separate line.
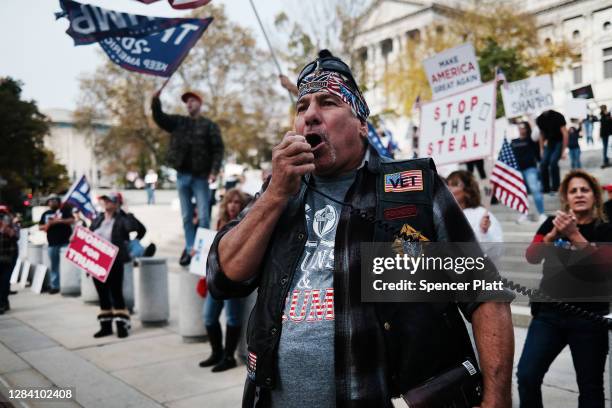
[93, 261, 125, 310]
[466, 159, 487, 179]
[517, 305, 608, 408]
[0, 261, 13, 306]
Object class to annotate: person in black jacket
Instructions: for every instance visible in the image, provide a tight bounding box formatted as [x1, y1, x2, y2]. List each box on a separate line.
[151, 90, 224, 266]
[599, 105, 612, 168]
[207, 50, 514, 408]
[90, 192, 145, 338]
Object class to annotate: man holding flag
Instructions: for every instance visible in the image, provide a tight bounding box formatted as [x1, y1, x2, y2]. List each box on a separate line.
[152, 90, 224, 266]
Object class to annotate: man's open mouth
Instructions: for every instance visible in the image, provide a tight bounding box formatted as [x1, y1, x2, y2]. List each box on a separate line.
[305, 133, 323, 149]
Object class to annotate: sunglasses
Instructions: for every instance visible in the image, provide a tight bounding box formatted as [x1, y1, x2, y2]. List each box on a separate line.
[297, 57, 358, 90]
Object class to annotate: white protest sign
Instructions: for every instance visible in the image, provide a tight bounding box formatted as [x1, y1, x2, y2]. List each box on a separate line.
[423, 43, 482, 100]
[419, 82, 497, 165]
[10, 259, 22, 284]
[189, 227, 218, 276]
[501, 75, 554, 118]
[31, 264, 47, 294]
[563, 98, 588, 120]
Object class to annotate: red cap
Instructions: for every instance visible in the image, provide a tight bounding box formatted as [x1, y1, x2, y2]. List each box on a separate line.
[0, 205, 9, 214]
[603, 184, 612, 193]
[181, 91, 202, 104]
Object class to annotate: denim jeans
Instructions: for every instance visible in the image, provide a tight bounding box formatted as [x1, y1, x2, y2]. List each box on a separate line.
[176, 172, 210, 252]
[203, 294, 243, 327]
[603, 135, 610, 165]
[517, 306, 608, 408]
[48, 244, 66, 290]
[521, 167, 545, 215]
[583, 120, 593, 144]
[540, 141, 562, 192]
[569, 147, 582, 169]
[145, 186, 155, 205]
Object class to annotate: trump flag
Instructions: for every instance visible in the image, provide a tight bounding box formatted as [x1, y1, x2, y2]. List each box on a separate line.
[63, 175, 97, 220]
[56, 0, 213, 77]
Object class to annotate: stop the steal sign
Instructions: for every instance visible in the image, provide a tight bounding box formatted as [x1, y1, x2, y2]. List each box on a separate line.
[65, 225, 118, 282]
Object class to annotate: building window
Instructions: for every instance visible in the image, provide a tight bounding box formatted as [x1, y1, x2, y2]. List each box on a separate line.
[358, 47, 367, 63]
[544, 37, 552, 46]
[604, 47, 612, 79]
[604, 21, 611, 31]
[572, 30, 580, 39]
[406, 29, 421, 43]
[381, 38, 393, 58]
[572, 65, 582, 84]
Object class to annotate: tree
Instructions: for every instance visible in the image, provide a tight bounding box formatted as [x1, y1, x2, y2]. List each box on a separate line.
[76, 3, 285, 181]
[0, 77, 69, 213]
[381, 0, 576, 117]
[273, 0, 371, 76]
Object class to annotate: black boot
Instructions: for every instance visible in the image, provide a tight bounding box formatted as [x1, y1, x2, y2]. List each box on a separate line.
[114, 312, 131, 338]
[212, 325, 241, 372]
[199, 323, 223, 367]
[93, 313, 114, 338]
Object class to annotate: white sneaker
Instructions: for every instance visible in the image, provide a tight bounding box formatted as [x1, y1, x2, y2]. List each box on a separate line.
[516, 213, 529, 224]
[537, 214, 548, 224]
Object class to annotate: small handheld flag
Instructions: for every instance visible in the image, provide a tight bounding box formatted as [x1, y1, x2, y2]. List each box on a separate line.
[490, 139, 529, 214]
[62, 175, 97, 220]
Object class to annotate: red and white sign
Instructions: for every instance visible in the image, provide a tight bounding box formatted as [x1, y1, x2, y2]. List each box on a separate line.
[423, 43, 482, 100]
[419, 82, 497, 166]
[65, 225, 118, 283]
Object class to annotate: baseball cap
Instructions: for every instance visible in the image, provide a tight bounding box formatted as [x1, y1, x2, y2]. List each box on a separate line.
[98, 192, 123, 205]
[181, 91, 202, 104]
[46, 194, 61, 204]
[603, 184, 612, 193]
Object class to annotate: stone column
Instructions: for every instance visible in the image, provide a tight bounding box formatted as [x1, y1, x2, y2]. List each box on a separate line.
[136, 258, 169, 326]
[179, 272, 207, 343]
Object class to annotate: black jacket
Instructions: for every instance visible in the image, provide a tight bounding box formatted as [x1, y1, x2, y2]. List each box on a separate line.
[90, 210, 145, 264]
[151, 96, 224, 177]
[207, 148, 509, 407]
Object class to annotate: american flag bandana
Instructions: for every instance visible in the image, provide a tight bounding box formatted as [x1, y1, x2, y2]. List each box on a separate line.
[297, 71, 370, 121]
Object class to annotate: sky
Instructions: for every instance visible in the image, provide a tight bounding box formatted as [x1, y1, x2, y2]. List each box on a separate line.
[0, 0, 284, 111]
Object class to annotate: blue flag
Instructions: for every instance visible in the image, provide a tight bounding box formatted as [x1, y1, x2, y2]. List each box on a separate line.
[57, 0, 187, 45]
[99, 18, 212, 77]
[63, 175, 97, 220]
[367, 122, 393, 159]
[56, 0, 213, 77]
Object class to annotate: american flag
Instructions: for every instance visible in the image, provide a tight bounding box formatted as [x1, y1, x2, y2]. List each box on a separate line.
[247, 351, 257, 380]
[490, 139, 529, 214]
[367, 122, 393, 159]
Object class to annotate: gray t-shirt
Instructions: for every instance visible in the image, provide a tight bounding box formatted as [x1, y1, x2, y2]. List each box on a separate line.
[270, 172, 356, 407]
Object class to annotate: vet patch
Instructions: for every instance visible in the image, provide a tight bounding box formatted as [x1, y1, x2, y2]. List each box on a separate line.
[384, 204, 418, 220]
[247, 351, 257, 380]
[384, 170, 423, 192]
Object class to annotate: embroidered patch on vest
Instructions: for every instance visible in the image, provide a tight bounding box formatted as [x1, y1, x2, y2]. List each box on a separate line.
[383, 204, 418, 220]
[247, 351, 257, 380]
[384, 170, 423, 192]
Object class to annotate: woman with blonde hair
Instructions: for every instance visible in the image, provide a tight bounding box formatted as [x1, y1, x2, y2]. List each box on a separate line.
[199, 188, 251, 372]
[517, 169, 612, 408]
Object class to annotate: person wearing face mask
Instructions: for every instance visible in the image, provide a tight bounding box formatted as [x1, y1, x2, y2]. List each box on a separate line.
[199, 188, 250, 372]
[151, 89, 224, 267]
[89, 193, 145, 339]
[517, 170, 612, 408]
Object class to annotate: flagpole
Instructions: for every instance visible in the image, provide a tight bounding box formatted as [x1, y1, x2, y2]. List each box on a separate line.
[249, 0, 295, 103]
